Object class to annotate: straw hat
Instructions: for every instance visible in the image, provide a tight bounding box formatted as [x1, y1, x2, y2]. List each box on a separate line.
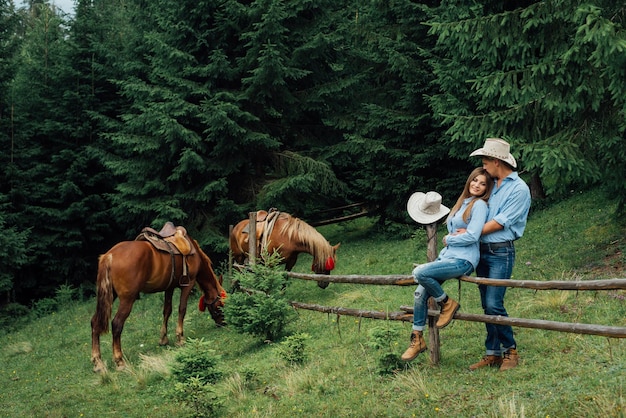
[407, 191, 450, 225]
[470, 138, 517, 168]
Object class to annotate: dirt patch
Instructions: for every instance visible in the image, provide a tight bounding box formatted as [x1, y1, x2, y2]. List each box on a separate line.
[578, 249, 626, 279]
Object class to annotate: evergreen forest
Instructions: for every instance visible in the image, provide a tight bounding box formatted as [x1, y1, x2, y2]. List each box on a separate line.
[1, 0, 624, 305]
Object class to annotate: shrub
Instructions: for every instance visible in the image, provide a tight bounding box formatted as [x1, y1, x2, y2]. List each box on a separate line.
[55, 284, 77, 306]
[368, 326, 404, 375]
[171, 377, 223, 418]
[0, 303, 31, 333]
[31, 297, 57, 318]
[223, 251, 294, 341]
[171, 338, 223, 384]
[275, 332, 311, 365]
[168, 339, 224, 416]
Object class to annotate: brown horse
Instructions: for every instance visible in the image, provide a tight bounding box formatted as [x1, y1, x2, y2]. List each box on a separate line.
[229, 210, 340, 289]
[90, 236, 226, 373]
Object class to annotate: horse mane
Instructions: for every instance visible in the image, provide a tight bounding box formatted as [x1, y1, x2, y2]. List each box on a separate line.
[277, 213, 333, 262]
[193, 239, 226, 296]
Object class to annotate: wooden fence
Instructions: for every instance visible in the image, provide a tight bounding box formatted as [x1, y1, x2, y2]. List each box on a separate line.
[287, 274, 626, 339]
[235, 213, 626, 364]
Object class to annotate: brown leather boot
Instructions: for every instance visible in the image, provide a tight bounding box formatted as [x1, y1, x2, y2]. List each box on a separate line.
[436, 297, 460, 329]
[499, 348, 519, 371]
[468, 355, 503, 371]
[401, 330, 427, 361]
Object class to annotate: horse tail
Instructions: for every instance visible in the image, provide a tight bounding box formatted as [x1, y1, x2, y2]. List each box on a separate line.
[93, 253, 114, 335]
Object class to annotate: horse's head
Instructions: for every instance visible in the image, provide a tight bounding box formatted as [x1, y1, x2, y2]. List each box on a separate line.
[194, 242, 227, 326]
[198, 286, 227, 327]
[311, 243, 340, 289]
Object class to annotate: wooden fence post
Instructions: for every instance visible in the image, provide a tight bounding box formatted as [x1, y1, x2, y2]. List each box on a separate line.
[248, 212, 257, 265]
[425, 223, 441, 365]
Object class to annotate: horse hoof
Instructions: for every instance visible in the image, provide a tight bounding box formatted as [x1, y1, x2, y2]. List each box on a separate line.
[115, 360, 126, 371]
[92, 360, 106, 373]
[317, 281, 329, 289]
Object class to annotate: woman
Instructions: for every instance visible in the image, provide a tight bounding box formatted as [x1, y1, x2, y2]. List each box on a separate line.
[402, 167, 493, 362]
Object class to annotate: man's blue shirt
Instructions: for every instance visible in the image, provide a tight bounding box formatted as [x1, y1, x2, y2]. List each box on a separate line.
[481, 171, 531, 244]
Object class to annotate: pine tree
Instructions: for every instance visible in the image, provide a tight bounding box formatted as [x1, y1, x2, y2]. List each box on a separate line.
[98, 0, 353, 248]
[234, 0, 351, 215]
[320, 0, 468, 226]
[428, 0, 626, 211]
[7, 2, 117, 300]
[0, 0, 30, 302]
[95, 0, 246, 249]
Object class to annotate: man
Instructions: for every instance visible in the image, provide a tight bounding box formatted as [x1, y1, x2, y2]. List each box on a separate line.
[468, 138, 531, 371]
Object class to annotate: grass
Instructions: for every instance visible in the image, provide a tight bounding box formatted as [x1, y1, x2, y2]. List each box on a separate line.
[1, 189, 625, 417]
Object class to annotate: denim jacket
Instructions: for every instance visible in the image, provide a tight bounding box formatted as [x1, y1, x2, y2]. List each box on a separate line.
[439, 197, 488, 268]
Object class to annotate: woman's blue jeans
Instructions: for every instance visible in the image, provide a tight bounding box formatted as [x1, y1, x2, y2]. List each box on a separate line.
[475, 245, 516, 355]
[411, 259, 474, 330]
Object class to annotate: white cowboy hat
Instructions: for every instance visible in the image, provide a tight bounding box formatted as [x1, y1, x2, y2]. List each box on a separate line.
[407, 191, 450, 225]
[470, 138, 517, 168]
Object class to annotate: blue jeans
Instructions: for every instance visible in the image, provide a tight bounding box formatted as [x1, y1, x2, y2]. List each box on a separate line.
[411, 259, 474, 330]
[475, 245, 516, 355]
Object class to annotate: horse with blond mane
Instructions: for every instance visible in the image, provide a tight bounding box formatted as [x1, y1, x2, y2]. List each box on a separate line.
[229, 210, 340, 289]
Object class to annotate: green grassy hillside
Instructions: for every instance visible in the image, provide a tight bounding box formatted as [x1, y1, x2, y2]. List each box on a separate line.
[1, 189, 624, 417]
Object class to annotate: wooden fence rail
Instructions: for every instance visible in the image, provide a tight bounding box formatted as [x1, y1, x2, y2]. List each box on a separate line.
[286, 271, 626, 290]
[289, 300, 626, 338]
[287, 272, 626, 339]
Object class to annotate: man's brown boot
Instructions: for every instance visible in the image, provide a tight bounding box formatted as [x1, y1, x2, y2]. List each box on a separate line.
[499, 348, 519, 371]
[401, 330, 427, 361]
[436, 297, 460, 329]
[468, 355, 503, 371]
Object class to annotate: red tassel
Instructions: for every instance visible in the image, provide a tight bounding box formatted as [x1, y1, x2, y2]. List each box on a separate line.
[198, 295, 206, 312]
[325, 256, 335, 271]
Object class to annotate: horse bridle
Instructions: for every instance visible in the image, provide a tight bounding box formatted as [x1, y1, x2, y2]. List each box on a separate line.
[205, 295, 221, 311]
[205, 294, 226, 325]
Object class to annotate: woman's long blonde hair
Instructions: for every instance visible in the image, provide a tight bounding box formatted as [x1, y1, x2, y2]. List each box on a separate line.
[447, 167, 494, 223]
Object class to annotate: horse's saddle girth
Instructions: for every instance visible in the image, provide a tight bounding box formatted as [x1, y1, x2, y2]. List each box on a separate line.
[135, 222, 196, 287]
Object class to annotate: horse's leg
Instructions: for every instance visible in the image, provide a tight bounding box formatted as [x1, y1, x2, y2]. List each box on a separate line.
[111, 297, 135, 370]
[176, 285, 194, 345]
[90, 314, 105, 373]
[160, 288, 174, 346]
[284, 255, 298, 271]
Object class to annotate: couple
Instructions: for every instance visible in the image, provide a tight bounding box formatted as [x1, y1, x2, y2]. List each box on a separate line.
[402, 138, 531, 372]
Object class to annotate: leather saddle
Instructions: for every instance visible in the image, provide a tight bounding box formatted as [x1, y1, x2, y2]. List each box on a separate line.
[241, 208, 280, 253]
[135, 222, 196, 286]
[137, 222, 196, 256]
